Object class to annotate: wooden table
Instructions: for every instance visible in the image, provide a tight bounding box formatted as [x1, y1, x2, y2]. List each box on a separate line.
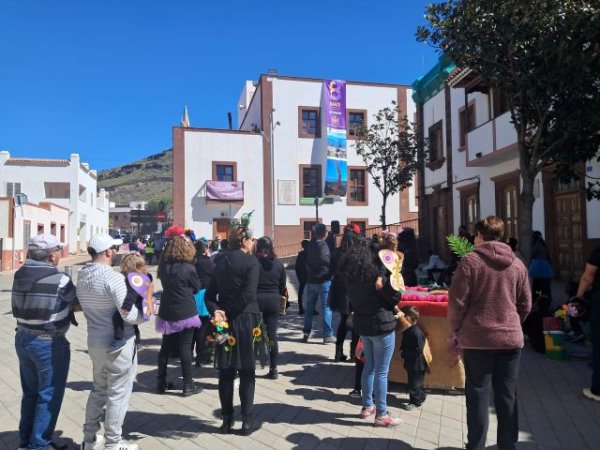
[388, 299, 465, 390]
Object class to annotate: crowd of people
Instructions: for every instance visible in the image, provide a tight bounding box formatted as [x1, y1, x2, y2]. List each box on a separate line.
[10, 215, 600, 450]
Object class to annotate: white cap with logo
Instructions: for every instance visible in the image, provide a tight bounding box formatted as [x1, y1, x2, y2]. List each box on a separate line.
[28, 234, 64, 250]
[88, 234, 123, 253]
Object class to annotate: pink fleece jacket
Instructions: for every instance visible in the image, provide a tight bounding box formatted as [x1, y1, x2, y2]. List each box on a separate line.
[448, 241, 532, 350]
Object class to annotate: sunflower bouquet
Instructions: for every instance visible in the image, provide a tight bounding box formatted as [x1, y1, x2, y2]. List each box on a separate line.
[211, 317, 236, 352]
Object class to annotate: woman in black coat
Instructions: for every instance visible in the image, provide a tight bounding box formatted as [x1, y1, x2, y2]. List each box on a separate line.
[338, 235, 402, 427]
[206, 219, 269, 436]
[156, 236, 202, 396]
[255, 237, 287, 379]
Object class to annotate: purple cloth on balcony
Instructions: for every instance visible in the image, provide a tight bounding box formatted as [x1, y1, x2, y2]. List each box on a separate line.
[206, 181, 244, 201]
[155, 315, 201, 335]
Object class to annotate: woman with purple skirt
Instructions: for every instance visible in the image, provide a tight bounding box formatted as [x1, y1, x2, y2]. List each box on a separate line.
[156, 235, 202, 396]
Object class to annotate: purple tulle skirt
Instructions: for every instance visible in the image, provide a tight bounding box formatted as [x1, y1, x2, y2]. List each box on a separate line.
[155, 315, 201, 335]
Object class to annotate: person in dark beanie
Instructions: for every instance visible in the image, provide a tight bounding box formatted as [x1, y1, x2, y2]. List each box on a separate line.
[449, 216, 531, 450]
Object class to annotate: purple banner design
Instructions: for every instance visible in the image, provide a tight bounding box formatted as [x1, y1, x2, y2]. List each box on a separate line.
[206, 181, 244, 201]
[323, 79, 348, 196]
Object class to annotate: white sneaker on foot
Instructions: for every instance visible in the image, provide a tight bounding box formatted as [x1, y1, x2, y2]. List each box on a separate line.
[80, 434, 105, 450]
[583, 388, 600, 401]
[114, 440, 139, 450]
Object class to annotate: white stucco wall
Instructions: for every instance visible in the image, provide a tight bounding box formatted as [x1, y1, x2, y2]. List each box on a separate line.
[422, 89, 448, 192]
[0, 152, 109, 253]
[269, 77, 407, 227]
[239, 83, 262, 132]
[182, 130, 264, 238]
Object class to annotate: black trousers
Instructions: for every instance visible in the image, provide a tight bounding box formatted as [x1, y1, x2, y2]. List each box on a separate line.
[405, 366, 426, 406]
[354, 359, 364, 390]
[463, 349, 521, 450]
[298, 280, 306, 312]
[263, 311, 279, 369]
[591, 291, 600, 395]
[336, 315, 359, 355]
[158, 327, 195, 384]
[192, 316, 212, 361]
[219, 368, 256, 418]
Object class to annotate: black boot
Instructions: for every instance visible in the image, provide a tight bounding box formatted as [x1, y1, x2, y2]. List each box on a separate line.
[267, 368, 278, 380]
[241, 416, 261, 436]
[157, 377, 167, 394]
[334, 346, 348, 362]
[220, 415, 234, 434]
[182, 381, 202, 397]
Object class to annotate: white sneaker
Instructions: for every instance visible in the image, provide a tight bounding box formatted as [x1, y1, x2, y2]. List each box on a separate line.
[114, 440, 139, 450]
[80, 434, 105, 450]
[583, 388, 600, 402]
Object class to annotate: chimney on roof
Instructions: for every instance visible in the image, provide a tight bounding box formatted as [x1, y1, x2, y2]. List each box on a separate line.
[267, 68, 278, 75]
[0, 150, 10, 164]
[227, 112, 233, 130]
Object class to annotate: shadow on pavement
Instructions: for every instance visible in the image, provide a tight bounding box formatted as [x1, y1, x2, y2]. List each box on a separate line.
[286, 432, 414, 449]
[122, 411, 216, 440]
[252, 402, 359, 427]
[0, 430, 79, 450]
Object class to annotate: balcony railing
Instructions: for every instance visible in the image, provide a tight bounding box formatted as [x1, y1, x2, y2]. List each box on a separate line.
[206, 181, 244, 202]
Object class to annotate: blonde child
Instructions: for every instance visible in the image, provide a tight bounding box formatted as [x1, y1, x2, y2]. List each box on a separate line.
[110, 253, 150, 352]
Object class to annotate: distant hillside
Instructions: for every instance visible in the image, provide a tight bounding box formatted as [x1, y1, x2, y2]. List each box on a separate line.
[98, 149, 172, 205]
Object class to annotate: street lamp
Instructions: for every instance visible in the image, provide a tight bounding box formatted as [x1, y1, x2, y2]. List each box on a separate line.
[260, 109, 280, 239]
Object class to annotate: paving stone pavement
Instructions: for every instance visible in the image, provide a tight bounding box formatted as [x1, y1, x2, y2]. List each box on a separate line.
[0, 257, 599, 449]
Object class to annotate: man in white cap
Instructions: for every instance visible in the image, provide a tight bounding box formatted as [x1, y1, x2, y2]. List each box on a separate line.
[12, 234, 78, 450]
[77, 234, 142, 450]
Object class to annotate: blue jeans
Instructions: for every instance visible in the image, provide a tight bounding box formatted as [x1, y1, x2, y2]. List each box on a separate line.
[361, 331, 395, 416]
[303, 281, 333, 337]
[15, 331, 70, 449]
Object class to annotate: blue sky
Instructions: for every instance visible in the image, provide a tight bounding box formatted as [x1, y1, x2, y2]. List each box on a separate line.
[0, 0, 439, 170]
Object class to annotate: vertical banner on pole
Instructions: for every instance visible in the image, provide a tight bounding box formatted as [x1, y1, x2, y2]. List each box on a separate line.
[323, 80, 347, 197]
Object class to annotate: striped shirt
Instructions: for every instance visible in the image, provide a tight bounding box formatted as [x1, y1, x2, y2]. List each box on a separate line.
[76, 262, 143, 344]
[12, 259, 78, 335]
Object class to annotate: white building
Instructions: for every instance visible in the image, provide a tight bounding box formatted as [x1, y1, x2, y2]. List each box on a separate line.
[413, 56, 600, 279]
[173, 74, 419, 251]
[0, 151, 110, 268]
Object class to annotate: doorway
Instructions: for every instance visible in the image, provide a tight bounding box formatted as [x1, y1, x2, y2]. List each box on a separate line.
[213, 219, 231, 240]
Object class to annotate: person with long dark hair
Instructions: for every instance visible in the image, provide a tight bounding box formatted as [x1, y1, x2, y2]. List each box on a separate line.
[192, 239, 215, 366]
[338, 235, 402, 427]
[205, 213, 269, 436]
[330, 224, 360, 362]
[156, 236, 202, 396]
[398, 228, 418, 287]
[255, 236, 287, 379]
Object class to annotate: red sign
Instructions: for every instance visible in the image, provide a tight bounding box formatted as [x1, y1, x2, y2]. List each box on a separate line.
[156, 212, 167, 222]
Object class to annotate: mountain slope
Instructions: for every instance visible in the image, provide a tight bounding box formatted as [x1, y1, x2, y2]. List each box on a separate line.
[97, 149, 172, 205]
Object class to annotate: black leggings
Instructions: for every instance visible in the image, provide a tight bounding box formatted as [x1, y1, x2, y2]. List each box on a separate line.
[158, 327, 195, 384]
[219, 368, 256, 417]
